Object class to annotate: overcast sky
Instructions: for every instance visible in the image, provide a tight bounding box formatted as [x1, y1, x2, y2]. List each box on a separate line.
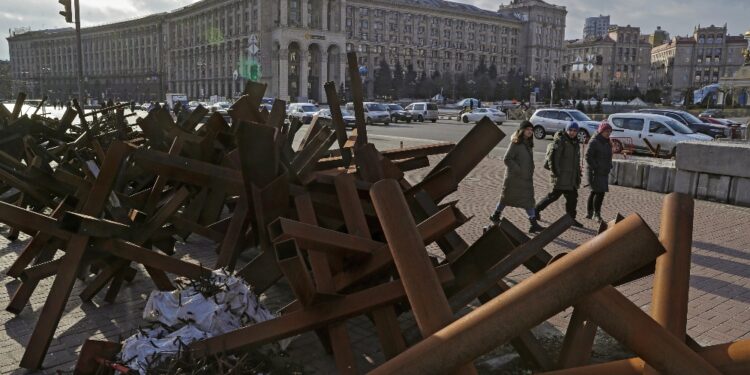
[1, 0, 748, 60]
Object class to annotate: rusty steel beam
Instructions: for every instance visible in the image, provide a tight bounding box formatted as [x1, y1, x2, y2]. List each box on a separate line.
[406, 166, 458, 204]
[276, 239, 336, 306]
[368, 214, 665, 375]
[336, 174, 408, 361]
[132, 149, 243, 194]
[268, 217, 381, 256]
[144, 137, 184, 215]
[189, 266, 454, 357]
[540, 339, 750, 375]
[21, 141, 132, 369]
[574, 286, 721, 375]
[346, 52, 367, 144]
[370, 179, 478, 375]
[237, 121, 278, 191]
[448, 214, 574, 311]
[323, 81, 353, 168]
[557, 308, 598, 369]
[11, 92, 26, 119]
[651, 192, 694, 339]
[332, 203, 465, 291]
[641, 194, 696, 375]
[58, 212, 132, 239]
[425, 118, 505, 185]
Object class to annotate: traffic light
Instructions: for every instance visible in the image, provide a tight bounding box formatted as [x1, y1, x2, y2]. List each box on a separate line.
[59, 0, 72, 23]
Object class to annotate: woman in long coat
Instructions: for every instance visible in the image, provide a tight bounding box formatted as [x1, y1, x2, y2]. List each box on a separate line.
[490, 121, 543, 233]
[585, 123, 614, 222]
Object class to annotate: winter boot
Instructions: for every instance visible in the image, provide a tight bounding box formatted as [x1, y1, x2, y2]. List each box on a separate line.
[572, 219, 584, 228]
[489, 212, 501, 225]
[592, 212, 603, 223]
[528, 218, 544, 233]
[585, 209, 593, 220]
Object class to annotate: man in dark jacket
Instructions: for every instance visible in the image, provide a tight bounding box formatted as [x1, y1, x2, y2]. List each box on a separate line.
[535, 122, 584, 227]
[585, 123, 614, 222]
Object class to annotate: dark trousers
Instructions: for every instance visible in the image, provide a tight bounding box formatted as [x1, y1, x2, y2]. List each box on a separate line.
[587, 192, 606, 214]
[536, 189, 578, 218]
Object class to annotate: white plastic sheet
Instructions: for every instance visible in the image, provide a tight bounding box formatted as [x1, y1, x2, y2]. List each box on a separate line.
[118, 269, 276, 374]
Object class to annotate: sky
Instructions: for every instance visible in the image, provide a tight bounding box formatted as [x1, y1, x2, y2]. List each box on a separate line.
[0, 0, 748, 60]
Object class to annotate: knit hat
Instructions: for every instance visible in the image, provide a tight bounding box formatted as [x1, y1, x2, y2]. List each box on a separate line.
[566, 122, 579, 131]
[519, 120, 534, 130]
[598, 122, 613, 133]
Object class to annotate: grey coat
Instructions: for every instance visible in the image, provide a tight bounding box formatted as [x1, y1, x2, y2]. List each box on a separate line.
[500, 141, 536, 209]
[549, 131, 581, 191]
[585, 133, 613, 192]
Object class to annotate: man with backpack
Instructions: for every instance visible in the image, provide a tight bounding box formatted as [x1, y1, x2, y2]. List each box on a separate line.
[536, 122, 584, 228]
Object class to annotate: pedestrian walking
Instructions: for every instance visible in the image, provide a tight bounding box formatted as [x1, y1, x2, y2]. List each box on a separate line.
[489, 121, 544, 233]
[535, 122, 584, 227]
[585, 123, 614, 223]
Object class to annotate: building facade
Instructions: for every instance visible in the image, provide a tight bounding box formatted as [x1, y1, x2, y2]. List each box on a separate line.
[498, 0, 568, 82]
[650, 25, 747, 102]
[7, 0, 566, 103]
[563, 25, 651, 98]
[8, 15, 165, 102]
[582, 15, 610, 39]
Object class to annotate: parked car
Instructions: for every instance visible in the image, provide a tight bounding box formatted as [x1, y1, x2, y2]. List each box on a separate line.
[460, 108, 506, 125]
[699, 109, 724, 118]
[455, 98, 481, 108]
[313, 108, 356, 128]
[385, 103, 413, 123]
[606, 113, 713, 155]
[287, 102, 319, 124]
[405, 102, 439, 122]
[211, 101, 231, 115]
[699, 116, 741, 126]
[345, 102, 391, 125]
[637, 109, 728, 138]
[529, 108, 600, 143]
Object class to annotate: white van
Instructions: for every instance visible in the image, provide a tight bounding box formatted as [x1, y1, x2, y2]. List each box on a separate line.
[345, 102, 391, 125]
[606, 113, 713, 155]
[405, 102, 439, 123]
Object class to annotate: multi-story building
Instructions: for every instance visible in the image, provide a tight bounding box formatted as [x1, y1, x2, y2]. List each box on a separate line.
[0, 60, 11, 100]
[498, 0, 568, 82]
[7, 0, 567, 103]
[650, 24, 747, 102]
[7, 15, 165, 102]
[563, 25, 651, 98]
[582, 15, 610, 39]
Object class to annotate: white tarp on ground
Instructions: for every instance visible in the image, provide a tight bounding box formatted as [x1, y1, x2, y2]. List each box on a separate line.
[627, 97, 648, 107]
[118, 269, 277, 374]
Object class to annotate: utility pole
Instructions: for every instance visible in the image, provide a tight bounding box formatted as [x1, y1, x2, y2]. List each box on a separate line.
[74, 0, 84, 106]
[59, 0, 83, 106]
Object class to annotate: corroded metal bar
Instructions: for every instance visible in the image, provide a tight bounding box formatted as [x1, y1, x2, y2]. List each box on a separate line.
[368, 214, 665, 375]
[576, 286, 721, 375]
[189, 266, 454, 356]
[370, 179, 477, 375]
[540, 339, 750, 375]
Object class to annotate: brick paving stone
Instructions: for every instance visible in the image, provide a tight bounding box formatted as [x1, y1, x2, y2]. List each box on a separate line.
[0, 143, 749, 373]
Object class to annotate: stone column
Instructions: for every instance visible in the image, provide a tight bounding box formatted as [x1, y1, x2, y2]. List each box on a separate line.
[280, 0, 288, 26]
[302, 0, 309, 28]
[320, 52, 329, 102]
[340, 1, 346, 32]
[322, 0, 329, 31]
[279, 48, 289, 101]
[299, 49, 309, 101]
[272, 47, 280, 97]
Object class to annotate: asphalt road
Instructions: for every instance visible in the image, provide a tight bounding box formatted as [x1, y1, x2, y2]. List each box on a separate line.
[364, 118, 554, 160]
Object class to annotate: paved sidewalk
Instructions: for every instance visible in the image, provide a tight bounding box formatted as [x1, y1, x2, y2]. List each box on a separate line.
[0, 143, 749, 374]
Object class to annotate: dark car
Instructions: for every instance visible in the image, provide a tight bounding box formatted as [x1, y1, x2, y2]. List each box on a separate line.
[637, 109, 728, 138]
[385, 104, 413, 123]
[699, 109, 724, 118]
